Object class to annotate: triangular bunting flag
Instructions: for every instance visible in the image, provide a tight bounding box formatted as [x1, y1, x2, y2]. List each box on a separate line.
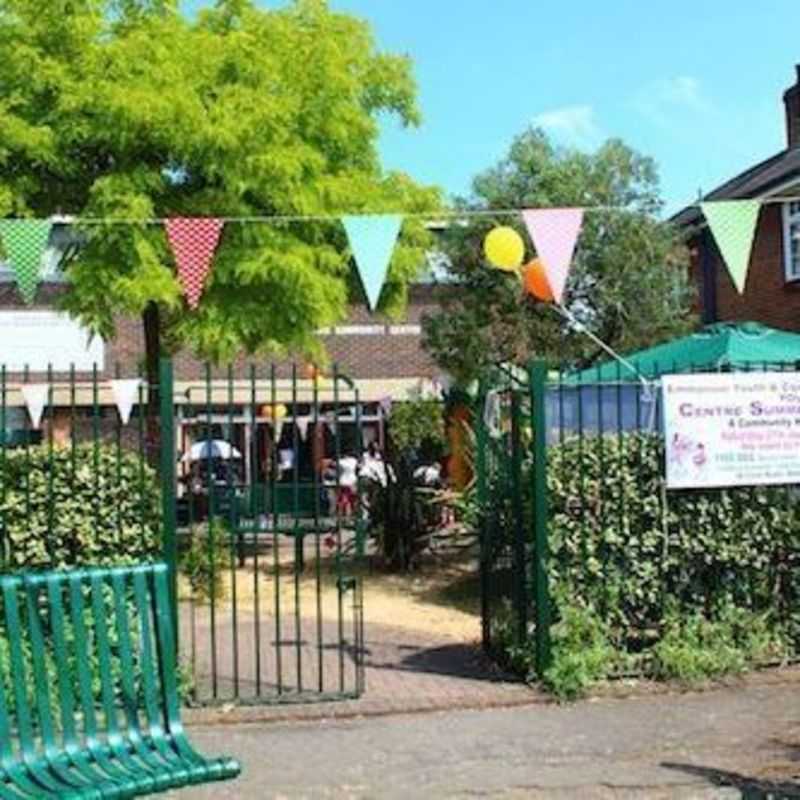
[522, 208, 584, 303]
[110, 379, 142, 426]
[0, 220, 53, 304]
[21, 384, 49, 430]
[342, 215, 403, 310]
[378, 396, 393, 415]
[165, 218, 225, 309]
[701, 200, 760, 294]
[296, 417, 311, 441]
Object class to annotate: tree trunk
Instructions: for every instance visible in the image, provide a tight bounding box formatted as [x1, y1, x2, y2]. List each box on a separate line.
[143, 302, 162, 467]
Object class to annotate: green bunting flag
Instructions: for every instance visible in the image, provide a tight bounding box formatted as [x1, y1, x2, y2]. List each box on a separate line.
[0, 220, 53, 304]
[701, 200, 760, 294]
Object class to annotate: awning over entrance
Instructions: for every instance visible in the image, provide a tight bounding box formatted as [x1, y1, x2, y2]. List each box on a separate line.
[568, 322, 800, 383]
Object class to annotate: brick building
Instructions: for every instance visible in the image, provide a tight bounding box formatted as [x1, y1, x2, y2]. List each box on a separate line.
[0, 233, 445, 466]
[674, 66, 800, 328]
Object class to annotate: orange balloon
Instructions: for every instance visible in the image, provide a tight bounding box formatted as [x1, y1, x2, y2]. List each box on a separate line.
[523, 259, 554, 302]
[305, 363, 321, 380]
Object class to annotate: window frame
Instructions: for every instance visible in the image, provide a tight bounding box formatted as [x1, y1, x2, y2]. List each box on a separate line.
[783, 200, 800, 282]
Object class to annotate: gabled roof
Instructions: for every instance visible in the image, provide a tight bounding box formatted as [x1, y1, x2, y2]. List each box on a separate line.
[672, 147, 800, 228]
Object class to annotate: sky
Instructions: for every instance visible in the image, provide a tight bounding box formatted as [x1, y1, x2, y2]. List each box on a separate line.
[189, 1, 800, 215]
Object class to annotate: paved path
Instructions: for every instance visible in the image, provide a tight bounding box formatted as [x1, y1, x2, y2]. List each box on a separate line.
[172, 678, 800, 799]
[182, 609, 535, 724]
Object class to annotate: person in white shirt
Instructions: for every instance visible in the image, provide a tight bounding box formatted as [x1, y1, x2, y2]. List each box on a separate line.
[336, 453, 359, 517]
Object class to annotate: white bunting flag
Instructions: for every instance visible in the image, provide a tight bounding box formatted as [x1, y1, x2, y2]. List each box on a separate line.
[296, 417, 311, 441]
[110, 379, 142, 426]
[21, 384, 49, 430]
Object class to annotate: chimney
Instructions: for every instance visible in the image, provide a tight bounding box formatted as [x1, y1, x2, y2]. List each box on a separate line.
[784, 64, 800, 148]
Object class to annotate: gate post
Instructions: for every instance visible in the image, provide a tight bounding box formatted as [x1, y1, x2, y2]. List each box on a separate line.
[159, 357, 179, 649]
[475, 378, 490, 651]
[529, 360, 552, 674]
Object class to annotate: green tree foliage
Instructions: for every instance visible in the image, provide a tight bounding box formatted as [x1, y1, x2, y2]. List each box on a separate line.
[423, 129, 693, 383]
[387, 396, 445, 460]
[0, 0, 440, 371]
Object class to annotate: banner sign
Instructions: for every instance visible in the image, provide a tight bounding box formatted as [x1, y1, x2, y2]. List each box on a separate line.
[663, 372, 800, 489]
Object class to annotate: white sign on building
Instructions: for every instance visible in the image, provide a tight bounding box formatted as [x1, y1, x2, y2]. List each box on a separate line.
[663, 372, 800, 489]
[0, 311, 105, 372]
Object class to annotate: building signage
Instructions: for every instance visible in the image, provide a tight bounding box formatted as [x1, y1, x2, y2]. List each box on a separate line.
[0, 311, 104, 371]
[663, 372, 800, 489]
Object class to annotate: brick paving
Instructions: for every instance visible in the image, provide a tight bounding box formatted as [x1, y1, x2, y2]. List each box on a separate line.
[180, 600, 538, 725]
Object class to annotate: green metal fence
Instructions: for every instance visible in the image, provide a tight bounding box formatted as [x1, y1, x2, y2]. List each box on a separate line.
[175, 363, 365, 706]
[477, 360, 551, 676]
[0, 359, 366, 707]
[0, 363, 160, 572]
[479, 359, 800, 678]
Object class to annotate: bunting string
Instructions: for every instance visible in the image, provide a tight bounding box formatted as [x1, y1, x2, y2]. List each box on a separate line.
[37, 195, 800, 226]
[3, 193, 795, 307]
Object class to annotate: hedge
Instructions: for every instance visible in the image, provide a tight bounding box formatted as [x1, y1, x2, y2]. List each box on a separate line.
[547, 432, 800, 649]
[0, 444, 161, 568]
[484, 431, 800, 692]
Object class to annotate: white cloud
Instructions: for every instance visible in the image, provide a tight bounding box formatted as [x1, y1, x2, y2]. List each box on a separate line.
[532, 105, 603, 150]
[634, 76, 713, 126]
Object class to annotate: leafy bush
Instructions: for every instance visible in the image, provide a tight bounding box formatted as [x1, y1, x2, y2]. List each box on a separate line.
[652, 601, 785, 684]
[364, 398, 448, 569]
[484, 431, 799, 694]
[487, 598, 537, 677]
[179, 520, 233, 603]
[543, 597, 616, 701]
[547, 433, 800, 649]
[0, 444, 161, 568]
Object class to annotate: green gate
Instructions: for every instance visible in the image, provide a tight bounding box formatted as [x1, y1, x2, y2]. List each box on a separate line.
[478, 358, 800, 682]
[476, 360, 552, 677]
[167, 362, 365, 706]
[0, 359, 365, 708]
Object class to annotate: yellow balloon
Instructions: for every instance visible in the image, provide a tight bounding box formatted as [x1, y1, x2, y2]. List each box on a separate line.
[484, 226, 525, 271]
[263, 403, 287, 420]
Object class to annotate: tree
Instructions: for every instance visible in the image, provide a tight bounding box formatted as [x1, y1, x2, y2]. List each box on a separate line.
[422, 129, 692, 384]
[0, 0, 440, 387]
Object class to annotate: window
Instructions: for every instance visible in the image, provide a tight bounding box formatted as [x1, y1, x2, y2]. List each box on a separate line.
[783, 201, 800, 281]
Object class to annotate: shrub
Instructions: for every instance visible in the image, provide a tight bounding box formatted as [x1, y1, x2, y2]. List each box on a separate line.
[543, 596, 616, 701]
[487, 598, 537, 677]
[0, 444, 160, 568]
[547, 432, 800, 651]
[651, 601, 785, 684]
[179, 520, 232, 603]
[484, 431, 799, 694]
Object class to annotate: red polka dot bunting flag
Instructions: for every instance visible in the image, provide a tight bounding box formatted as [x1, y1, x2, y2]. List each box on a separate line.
[164, 218, 225, 309]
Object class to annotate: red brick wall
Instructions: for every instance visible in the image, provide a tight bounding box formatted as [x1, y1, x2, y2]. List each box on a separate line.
[691, 205, 800, 331]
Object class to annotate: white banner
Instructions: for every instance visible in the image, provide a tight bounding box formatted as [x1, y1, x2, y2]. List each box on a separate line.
[0, 311, 104, 371]
[663, 372, 800, 489]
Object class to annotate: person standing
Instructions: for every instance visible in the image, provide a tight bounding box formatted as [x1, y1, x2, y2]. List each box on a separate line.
[336, 452, 359, 518]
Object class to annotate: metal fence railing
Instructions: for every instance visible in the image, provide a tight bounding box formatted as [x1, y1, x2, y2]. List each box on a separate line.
[478, 360, 800, 679]
[0, 359, 367, 708]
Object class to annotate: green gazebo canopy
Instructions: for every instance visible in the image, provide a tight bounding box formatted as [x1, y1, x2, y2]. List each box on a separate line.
[569, 322, 800, 383]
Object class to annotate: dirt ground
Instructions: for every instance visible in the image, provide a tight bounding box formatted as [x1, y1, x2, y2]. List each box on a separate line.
[179, 548, 483, 642]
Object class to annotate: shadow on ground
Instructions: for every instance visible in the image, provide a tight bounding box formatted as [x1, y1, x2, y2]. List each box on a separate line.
[361, 640, 519, 684]
[663, 742, 800, 799]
